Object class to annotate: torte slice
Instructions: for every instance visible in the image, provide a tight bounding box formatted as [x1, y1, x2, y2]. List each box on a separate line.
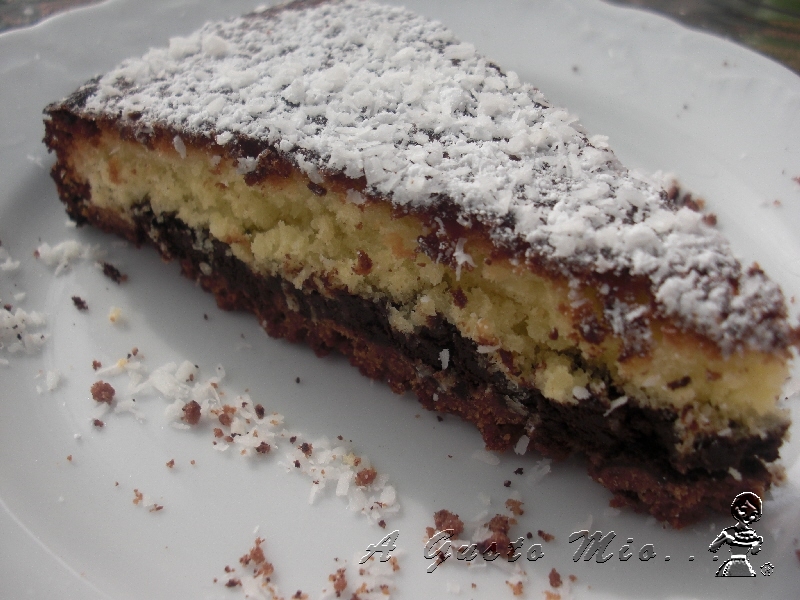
[44, 0, 797, 526]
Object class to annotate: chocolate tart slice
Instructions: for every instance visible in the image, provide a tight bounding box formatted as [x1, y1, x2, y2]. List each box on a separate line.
[44, 0, 796, 526]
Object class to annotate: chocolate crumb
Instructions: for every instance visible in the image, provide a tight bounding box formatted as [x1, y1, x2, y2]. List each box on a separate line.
[549, 568, 562, 588]
[66, 454, 73, 462]
[218, 412, 233, 427]
[378, 519, 386, 529]
[255, 404, 265, 418]
[436, 415, 444, 422]
[355, 467, 377, 487]
[90, 381, 115, 404]
[505, 499, 524, 516]
[506, 580, 524, 596]
[256, 442, 271, 454]
[182, 400, 201, 425]
[289, 436, 297, 444]
[71, 296, 88, 311]
[149, 504, 164, 512]
[91, 360, 102, 370]
[93, 419, 104, 428]
[433, 509, 464, 537]
[329, 568, 347, 597]
[568, 575, 577, 583]
[526, 531, 533, 539]
[503, 480, 511, 487]
[295, 376, 300, 383]
[255, 561, 274, 578]
[300, 442, 313, 457]
[681, 193, 704, 211]
[203, 313, 208, 320]
[102, 262, 128, 284]
[538, 530, 555, 542]
[213, 428, 224, 438]
[514, 467, 524, 475]
[294, 460, 301, 468]
[225, 579, 241, 588]
[241, 538, 267, 566]
[476, 515, 511, 557]
[166, 459, 175, 468]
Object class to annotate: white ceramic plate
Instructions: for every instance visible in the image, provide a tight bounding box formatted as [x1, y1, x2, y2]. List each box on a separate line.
[1, 1, 799, 598]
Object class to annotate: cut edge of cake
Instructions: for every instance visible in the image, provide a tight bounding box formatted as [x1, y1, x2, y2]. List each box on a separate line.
[43, 0, 798, 526]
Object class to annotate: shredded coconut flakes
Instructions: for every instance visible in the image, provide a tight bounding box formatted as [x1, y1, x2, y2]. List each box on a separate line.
[92, 352, 399, 526]
[66, 0, 793, 354]
[35, 240, 98, 275]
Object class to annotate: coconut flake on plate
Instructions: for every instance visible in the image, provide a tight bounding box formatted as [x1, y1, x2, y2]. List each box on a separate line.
[0, 254, 20, 272]
[1, 305, 48, 356]
[526, 458, 552, 485]
[34, 369, 61, 393]
[92, 352, 399, 526]
[513, 435, 529, 455]
[34, 239, 100, 275]
[471, 449, 500, 465]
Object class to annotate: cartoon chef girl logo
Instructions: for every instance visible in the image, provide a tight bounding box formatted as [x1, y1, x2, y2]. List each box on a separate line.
[708, 492, 764, 577]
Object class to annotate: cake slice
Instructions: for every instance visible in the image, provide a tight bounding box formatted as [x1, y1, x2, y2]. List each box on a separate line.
[44, 0, 796, 526]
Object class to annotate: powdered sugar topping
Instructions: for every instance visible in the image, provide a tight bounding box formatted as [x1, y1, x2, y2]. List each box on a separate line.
[70, 0, 792, 353]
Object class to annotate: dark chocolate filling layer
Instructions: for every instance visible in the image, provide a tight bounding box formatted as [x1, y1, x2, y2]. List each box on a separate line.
[51, 157, 786, 525]
[44, 110, 787, 527]
[134, 203, 785, 472]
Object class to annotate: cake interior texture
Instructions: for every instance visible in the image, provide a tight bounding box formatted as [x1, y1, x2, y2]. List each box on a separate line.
[43, 0, 796, 526]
